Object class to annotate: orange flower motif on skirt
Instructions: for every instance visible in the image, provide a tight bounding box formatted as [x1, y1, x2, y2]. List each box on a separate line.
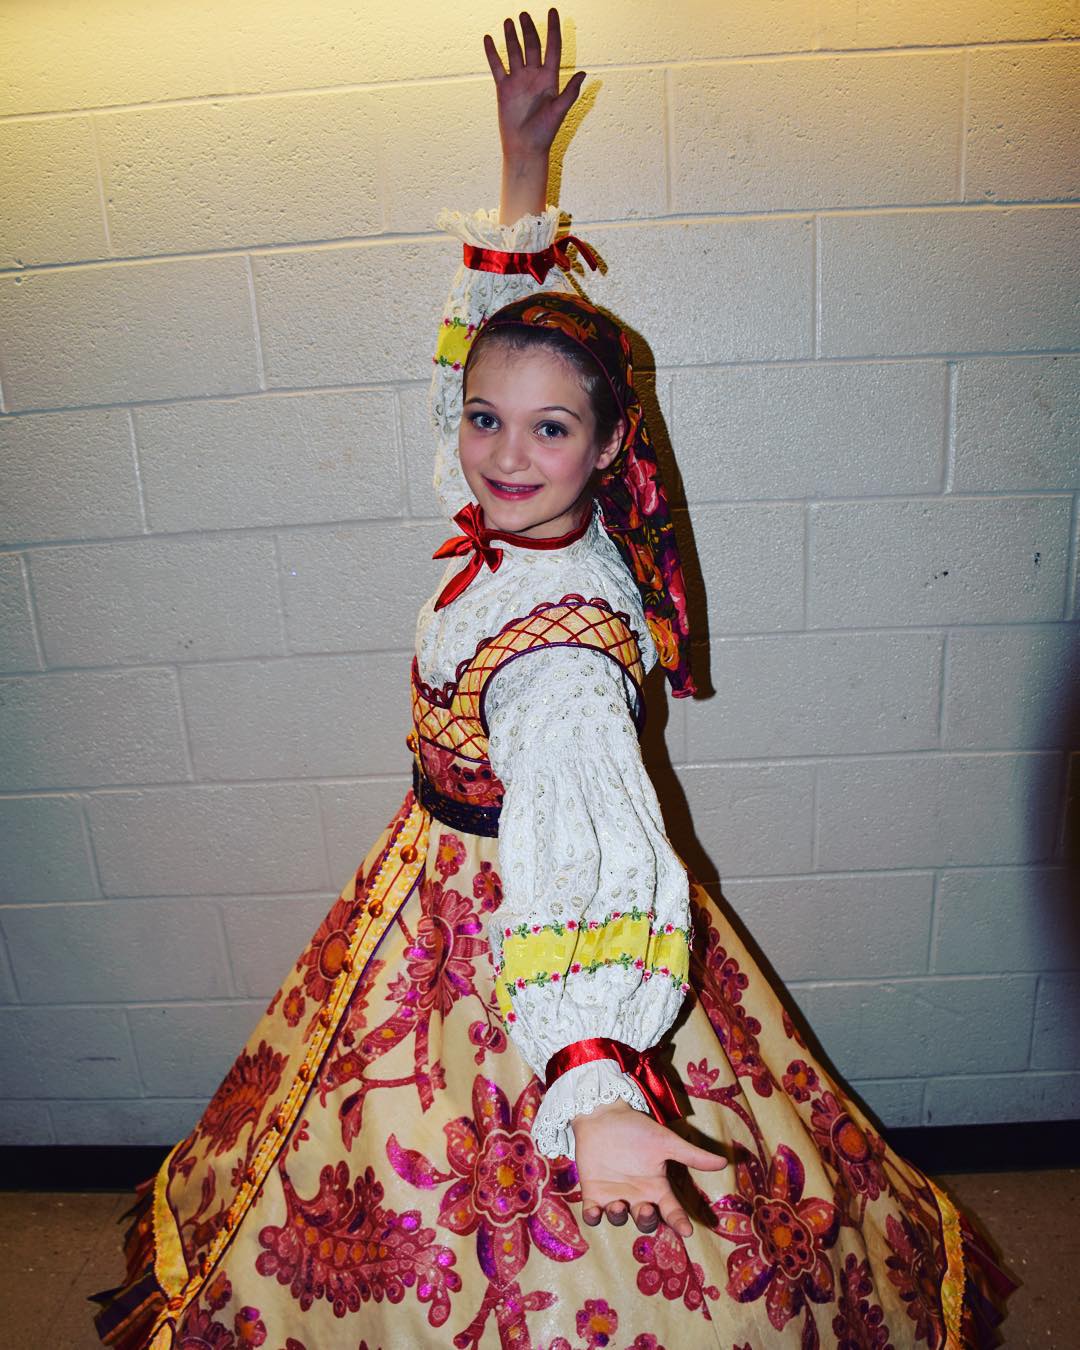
[405, 875, 487, 1020]
[712, 1144, 840, 1331]
[197, 1040, 285, 1158]
[296, 896, 358, 1003]
[884, 1212, 947, 1346]
[782, 1059, 819, 1104]
[387, 1073, 586, 1289]
[281, 985, 306, 1029]
[809, 1090, 888, 1202]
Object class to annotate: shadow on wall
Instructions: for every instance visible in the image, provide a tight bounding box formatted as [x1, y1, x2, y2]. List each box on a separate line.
[1037, 669, 1080, 1010]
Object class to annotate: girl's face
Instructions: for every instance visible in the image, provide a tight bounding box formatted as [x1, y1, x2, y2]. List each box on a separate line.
[459, 345, 622, 538]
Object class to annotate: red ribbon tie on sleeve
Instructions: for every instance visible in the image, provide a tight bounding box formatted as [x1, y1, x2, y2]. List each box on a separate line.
[544, 1036, 682, 1124]
[463, 234, 600, 285]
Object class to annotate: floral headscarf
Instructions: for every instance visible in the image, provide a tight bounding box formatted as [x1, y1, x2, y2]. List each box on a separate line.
[471, 292, 695, 699]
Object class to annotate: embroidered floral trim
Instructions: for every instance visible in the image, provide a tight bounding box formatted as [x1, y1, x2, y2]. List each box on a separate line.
[495, 951, 691, 1023]
[500, 905, 670, 941]
[493, 907, 689, 972]
[433, 315, 479, 371]
[512, 954, 689, 993]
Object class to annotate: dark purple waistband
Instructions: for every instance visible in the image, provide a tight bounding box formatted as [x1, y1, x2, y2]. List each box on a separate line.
[411, 760, 501, 838]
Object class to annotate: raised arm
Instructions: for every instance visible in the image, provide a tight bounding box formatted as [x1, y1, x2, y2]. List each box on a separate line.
[429, 9, 589, 518]
[485, 8, 586, 224]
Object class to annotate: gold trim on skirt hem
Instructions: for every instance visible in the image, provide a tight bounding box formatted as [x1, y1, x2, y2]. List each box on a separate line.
[142, 798, 430, 1346]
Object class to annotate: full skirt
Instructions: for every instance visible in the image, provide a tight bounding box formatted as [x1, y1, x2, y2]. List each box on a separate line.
[91, 787, 1017, 1349]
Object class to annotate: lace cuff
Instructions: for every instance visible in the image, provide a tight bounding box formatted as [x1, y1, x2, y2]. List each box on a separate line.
[430, 204, 574, 518]
[532, 1059, 650, 1160]
[435, 204, 562, 253]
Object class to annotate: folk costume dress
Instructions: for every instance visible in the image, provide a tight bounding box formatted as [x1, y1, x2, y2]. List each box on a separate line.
[91, 206, 1017, 1350]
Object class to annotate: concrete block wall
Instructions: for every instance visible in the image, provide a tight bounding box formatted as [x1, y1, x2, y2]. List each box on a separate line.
[0, 0, 1077, 1144]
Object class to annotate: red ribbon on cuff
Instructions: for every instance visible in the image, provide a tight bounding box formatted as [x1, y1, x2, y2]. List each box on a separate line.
[463, 234, 601, 285]
[544, 1037, 683, 1125]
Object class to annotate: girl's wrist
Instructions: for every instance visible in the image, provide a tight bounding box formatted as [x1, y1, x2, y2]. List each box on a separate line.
[498, 152, 550, 225]
[571, 1099, 637, 1132]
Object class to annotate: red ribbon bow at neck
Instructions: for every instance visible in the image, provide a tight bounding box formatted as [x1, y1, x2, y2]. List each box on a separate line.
[431, 501, 592, 611]
[544, 1036, 683, 1125]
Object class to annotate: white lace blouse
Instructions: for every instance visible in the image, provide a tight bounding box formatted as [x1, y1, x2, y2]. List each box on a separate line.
[415, 205, 692, 1159]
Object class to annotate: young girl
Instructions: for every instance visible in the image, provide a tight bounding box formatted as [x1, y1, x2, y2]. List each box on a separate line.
[92, 10, 1017, 1348]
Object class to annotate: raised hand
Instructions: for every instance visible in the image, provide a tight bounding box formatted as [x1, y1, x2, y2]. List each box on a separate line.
[485, 8, 586, 160]
[571, 1099, 729, 1237]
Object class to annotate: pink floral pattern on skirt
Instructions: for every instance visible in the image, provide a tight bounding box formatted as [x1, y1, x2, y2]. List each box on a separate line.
[94, 796, 1015, 1350]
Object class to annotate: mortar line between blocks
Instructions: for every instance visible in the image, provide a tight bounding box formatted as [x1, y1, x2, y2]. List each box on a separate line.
[662, 67, 675, 215]
[0, 924, 22, 1003]
[812, 213, 821, 358]
[269, 532, 291, 656]
[120, 1005, 150, 1096]
[809, 758, 819, 872]
[212, 900, 239, 999]
[6, 202, 1079, 278]
[958, 50, 970, 204]
[926, 869, 941, 974]
[1024, 974, 1042, 1069]
[76, 790, 107, 900]
[124, 407, 150, 533]
[1063, 490, 1080, 623]
[243, 253, 268, 392]
[937, 629, 949, 747]
[4, 40, 1072, 122]
[88, 112, 113, 256]
[40, 1102, 60, 1145]
[169, 661, 198, 782]
[391, 387, 413, 521]
[943, 361, 958, 493]
[16, 550, 48, 670]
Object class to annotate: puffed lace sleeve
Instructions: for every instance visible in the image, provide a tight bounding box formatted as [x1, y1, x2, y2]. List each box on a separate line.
[484, 644, 692, 1160]
[430, 205, 574, 518]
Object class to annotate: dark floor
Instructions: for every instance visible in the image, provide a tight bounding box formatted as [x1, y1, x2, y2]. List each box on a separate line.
[2, 1168, 1074, 1347]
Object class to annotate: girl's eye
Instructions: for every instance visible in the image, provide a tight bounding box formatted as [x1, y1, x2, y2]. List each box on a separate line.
[536, 421, 568, 439]
[467, 411, 499, 431]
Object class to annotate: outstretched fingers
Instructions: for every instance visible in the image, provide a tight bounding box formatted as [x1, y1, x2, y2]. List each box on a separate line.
[503, 16, 525, 72]
[631, 1200, 660, 1234]
[483, 32, 507, 83]
[671, 1133, 730, 1173]
[542, 6, 562, 72]
[552, 68, 586, 120]
[519, 10, 543, 66]
[657, 1184, 694, 1238]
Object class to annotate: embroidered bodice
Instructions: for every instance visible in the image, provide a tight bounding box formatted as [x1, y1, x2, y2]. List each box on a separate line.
[415, 205, 692, 1159]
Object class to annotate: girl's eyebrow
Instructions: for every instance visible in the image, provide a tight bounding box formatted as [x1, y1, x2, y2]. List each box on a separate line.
[463, 396, 583, 423]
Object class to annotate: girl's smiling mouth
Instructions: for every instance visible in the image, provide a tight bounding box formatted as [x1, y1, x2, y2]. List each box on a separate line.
[483, 476, 543, 499]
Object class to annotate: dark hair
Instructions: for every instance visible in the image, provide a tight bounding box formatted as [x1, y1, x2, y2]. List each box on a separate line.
[462, 322, 625, 451]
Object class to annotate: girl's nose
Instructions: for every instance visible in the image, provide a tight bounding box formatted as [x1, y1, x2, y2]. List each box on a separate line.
[493, 428, 530, 474]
